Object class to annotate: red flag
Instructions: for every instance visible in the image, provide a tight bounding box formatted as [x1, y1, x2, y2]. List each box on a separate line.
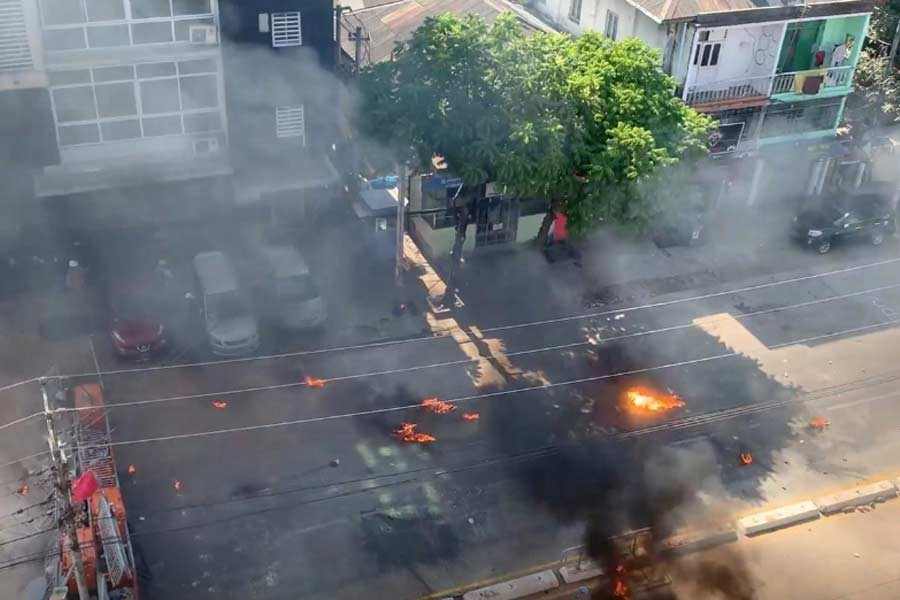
[71, 470, 99, 502]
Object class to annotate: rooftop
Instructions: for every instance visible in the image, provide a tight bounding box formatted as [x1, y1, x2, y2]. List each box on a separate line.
[630, 0, 875, 23]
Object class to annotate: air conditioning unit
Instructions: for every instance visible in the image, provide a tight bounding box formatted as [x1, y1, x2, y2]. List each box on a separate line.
[189, 25, 217, 45]
[193, 137, 220, 156]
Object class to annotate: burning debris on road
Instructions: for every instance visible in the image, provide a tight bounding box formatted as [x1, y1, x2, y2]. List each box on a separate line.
[304, 375, 327, 388]
[394, 423, 436, 443]
[212, 400, 228, 409]
[421, 397, 456, 414]
[626, 387, 685, 413]
[462, 412, 481, 421]
[809, 417, 831, 430]
[127, 464, 136, 475]
[17, 484, 28, 496]
[739, 452, 753, 466]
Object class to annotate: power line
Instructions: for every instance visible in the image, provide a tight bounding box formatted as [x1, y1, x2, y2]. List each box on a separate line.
[51, 254, 900, 380]
[52, 280, 900, 414]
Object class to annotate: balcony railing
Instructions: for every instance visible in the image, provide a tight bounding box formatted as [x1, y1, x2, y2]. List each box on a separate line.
[684, 74, 772, 106]
[771, 66, 854, 95]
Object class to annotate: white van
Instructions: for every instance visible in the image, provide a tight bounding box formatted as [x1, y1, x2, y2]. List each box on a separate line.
[259, 245, 326, 329]
[192, 251, 260, 355]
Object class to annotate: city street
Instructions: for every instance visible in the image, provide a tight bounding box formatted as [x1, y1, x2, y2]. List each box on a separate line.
[0, 232, 896, 598]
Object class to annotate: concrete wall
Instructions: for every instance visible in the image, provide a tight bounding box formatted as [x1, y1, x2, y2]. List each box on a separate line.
[684, 23, 785, 91]
[534, 0, 664, 48]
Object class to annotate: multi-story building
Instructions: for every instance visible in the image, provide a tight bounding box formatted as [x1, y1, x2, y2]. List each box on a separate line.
[0, 0, 338, 231]
[530, 0, 875, 205]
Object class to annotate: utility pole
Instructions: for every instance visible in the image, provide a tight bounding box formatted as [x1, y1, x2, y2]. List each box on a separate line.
[395, 164, 408, 287]
[351, 26, 370, 71]
[888, 16, 900, 76]
[41, 379, 89, 600]
[334, 5, 344, 68]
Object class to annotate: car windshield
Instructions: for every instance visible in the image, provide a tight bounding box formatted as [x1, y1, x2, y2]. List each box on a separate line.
[278, 275, 319, 302]
[208, 291, 250, 321]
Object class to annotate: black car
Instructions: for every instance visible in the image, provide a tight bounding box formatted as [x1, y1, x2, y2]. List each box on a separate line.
[791, 194, 896, 254]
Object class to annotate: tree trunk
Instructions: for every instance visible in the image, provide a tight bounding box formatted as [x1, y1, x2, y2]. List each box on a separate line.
[535, 207, 555, 247]
[441, 204, 469, 307]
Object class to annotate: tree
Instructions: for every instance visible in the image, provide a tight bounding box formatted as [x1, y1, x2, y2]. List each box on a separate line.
[844, 49, 900, 132]
[356, 14, 711, 268]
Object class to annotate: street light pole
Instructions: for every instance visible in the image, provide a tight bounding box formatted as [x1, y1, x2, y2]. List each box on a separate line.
[395, 164, 407, 287]
[41, 380, 89, 600]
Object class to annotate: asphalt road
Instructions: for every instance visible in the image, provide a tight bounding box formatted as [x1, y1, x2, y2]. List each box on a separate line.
[3, 241, 900, 599]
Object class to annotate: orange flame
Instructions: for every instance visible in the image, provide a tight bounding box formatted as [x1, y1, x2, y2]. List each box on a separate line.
[626, 387, 685, 412]
[127, 464, 136, 475]
[613, 564, 629, 598]
[304, 375, 327, 388]
[740, 452, 753, 466]
[17, 484, 28, 496]
[462, 413, 480, 421]
[212, 401, 227, 409]
[421, 397, 456, 414]
[809, 417, 830, 430]
[394, 423, 436, 443]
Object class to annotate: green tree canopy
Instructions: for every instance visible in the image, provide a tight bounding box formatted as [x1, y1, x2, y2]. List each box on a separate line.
[357, 13, 711, 238]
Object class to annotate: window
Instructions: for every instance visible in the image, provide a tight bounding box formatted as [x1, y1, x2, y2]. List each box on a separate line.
[95, 82, 137, 117]
[87, 24, 130, 47]
[85, 0, 124, 21]
[45, 29, 86, 51]
[58, 123, 99, 145]
[179, 75, 217, 109]
[49, 70, 91, 85]
[130, 0, 170, 18]
[100, 119, 141, 140]
[141, 115, 182, 136]
[139, 78, 180, 114]
[131, 22, 174, 44]
[567, 0, 582, 23]
[178, 58, 216, 75]
[604, 10, 619, 40]
[40, 0, 85, 26]
[93, 65, 133, 82]
[136, 62, 176, 78]
[693, 42, 721, 67]
[173, 0, 210, 15]
[275, 106, 305, 143]
[271, 12, 301, 47]
[183, 111, 220, 132]
[52, 87, 96, 122]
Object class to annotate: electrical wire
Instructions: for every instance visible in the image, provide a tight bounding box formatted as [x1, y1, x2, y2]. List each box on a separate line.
[51, 254, 900, 380]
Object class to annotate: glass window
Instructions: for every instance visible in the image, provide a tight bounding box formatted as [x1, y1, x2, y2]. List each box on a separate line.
[48, 70, 91, 86]
[53, 87, 97, 122]
[45, 29, 87, 51]
[87, 24, 130, 47]
[142, 115, 182, 136]
[95, 82, 137, 117]
[93, 65, 133, 82]
[174, 18, 213, 41]
[173, 0, 211, 15]
[139, 78, 180, 113]
[183, 111, 220, 132]
[85, 0, 125, 21]
[131, 22, 173, 44]
[58, 123, 100, 145]
[136, 62, 176, 78]
[178, 58, 216, 75]
[101, 119, 141, 140]
[130, 0, 170, 18]
[40, 0, 85, 26]
[179, 75, 217, 110]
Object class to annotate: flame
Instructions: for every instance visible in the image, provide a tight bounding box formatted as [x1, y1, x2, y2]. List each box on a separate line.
[613, 564, 629, 599]
[421, 397, 456, 414]
[462, 413, 480, 421]
[212, 401, 227, 409]
[394, 423, 436, 443]
[626, 387, 685, 412]
[740, 452, 753, 466]
[127, 464, 136, 475]
[304, 375, 327, 388]
[174, 480, 182, 492]
[17, 484, 28, 496]
[809, 417, 830, 430]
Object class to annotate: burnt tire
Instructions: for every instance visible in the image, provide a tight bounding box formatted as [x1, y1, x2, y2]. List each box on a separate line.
[872, 230, 885, 246]
[817, 240, 832, 254]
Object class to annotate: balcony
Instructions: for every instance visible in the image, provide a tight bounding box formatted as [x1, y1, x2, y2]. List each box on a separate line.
[771, 66, 854, 96]
[684, 74, 772, 108]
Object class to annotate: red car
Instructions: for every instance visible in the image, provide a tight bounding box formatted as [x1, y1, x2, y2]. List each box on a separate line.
[109, 282, 170, 360]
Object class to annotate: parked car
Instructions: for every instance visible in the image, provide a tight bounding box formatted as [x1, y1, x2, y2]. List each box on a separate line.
[192, 251, 260, 356]
[791, 194, 896, 254]
[257, 245, 327, 329]
[109, 281, 169, 360]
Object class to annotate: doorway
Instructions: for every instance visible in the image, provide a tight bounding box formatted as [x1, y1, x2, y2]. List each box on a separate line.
[475, 197, 518, 247]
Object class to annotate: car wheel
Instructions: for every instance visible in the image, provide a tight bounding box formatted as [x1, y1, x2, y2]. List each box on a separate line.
[872, 230, 885, 246]
[817, 240, 831, 254]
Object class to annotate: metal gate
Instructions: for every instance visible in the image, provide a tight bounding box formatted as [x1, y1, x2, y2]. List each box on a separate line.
[475, 197, 518, 247]
[97, 495, 130, 587]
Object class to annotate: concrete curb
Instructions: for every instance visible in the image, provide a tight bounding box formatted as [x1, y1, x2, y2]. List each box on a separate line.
[461, 570, 559, 600]
[738, 500, 820, 536]
[814, 480, 898, 514]
[558, 561, 603, 584]
[658, 524, 738, 555]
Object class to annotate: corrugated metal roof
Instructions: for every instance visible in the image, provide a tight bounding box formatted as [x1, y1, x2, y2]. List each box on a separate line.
[629, 0, 873, 22]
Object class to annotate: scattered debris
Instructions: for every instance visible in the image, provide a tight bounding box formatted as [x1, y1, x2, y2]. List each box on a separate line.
[304, 375, 327, 388]
[174, 480, 182, 492]
[740, 452, 753, 466]
[127, 464, 136, 475]
[467, 517, 475, 525]
[614, 314, 625, 320]
[329, 458, 340, 467]
[394, 423, 436, 443]
[421, 397, 456, 414]
[17, 484, 28, 496]
[462, 413, 480, 421]
[212, 401, 227, 409]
